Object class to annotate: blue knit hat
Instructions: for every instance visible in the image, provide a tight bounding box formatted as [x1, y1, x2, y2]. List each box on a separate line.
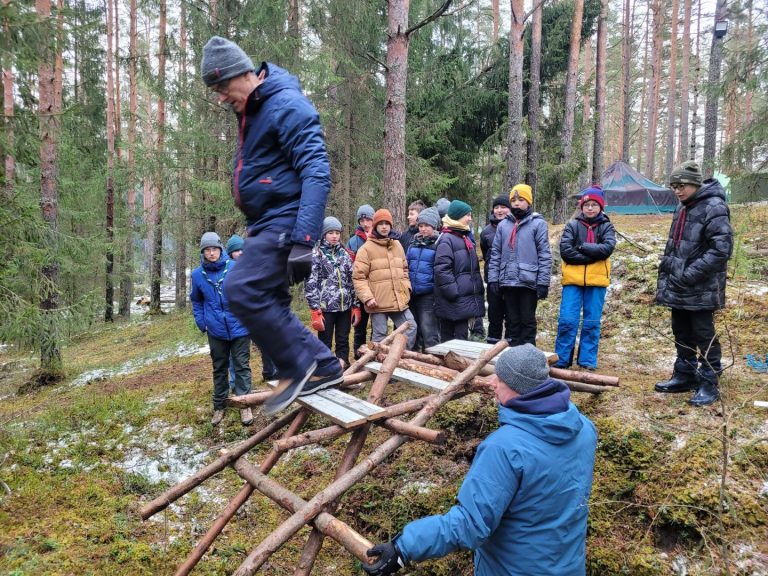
[322, 216, 343, 236]
[416, 207, 441, 230]
[495, 344, 550, 395]
[226, 234, 244, 256]
[447, 200, 472, 220]
[201, 36, 255, 87]
[578, 185, 606, 210]
[356, 204, 375, 223]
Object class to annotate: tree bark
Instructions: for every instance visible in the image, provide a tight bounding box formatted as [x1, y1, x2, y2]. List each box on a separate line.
[592, 0, 607, 183]
[105, 0, 116, 322]
[150, 0, 167, 314]
[580, 37, 593, 191]
[525, 0, 542, 194]
[664, 0, 679, 183]
[689, 0, 702, 161]
[175, 0, 188, 310]
[2, 0, 14, 198]
[677, 0, 692, 164]
[492, 0, 499, 42]
[702, 0, 727, 179]
[636, 7, 649, 171]
[644, 0, 663, 180]
[556, 0, 585, 223]
[619, 0, 632, 161]
[504, 0, 525, 193]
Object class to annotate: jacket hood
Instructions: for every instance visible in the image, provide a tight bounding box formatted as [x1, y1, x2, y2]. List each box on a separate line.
[255, 62, 302, 101]
[685, 178, 726, 205]
[200, 251, 229, 271]
[499, 379, 584, 445]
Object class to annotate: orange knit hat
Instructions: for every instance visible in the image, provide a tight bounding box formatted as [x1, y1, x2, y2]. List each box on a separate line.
[372, 209, 393, 228]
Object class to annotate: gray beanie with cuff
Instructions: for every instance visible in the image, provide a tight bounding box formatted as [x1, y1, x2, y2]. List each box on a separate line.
[322, 216, 343, 236]
[200, 232, 224, 252]
[201, 36, 255, 87]
[356, 204, 375, 223]
[416, 207, 441, 230]
[495, 344, 550, 395]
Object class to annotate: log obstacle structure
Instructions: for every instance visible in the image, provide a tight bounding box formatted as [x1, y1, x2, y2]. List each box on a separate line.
[139, 330, 619, 575]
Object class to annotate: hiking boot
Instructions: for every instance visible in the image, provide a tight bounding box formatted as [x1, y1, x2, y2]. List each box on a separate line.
[211, 409, 225, 426]
[240, 407, 254, 426]
[687, 370, 720, 407]
[654, 371, 698, 393]
[299, 366, 344, 397]
[263, 361, 317, 416]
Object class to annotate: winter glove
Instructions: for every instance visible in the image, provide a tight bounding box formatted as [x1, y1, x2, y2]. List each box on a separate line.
[310, 309, 325, 332]
[287, 244, 313, 285]
[363, 541, 406, 576]
[536, 285, 549, 300]
[487, 282, 499, 297]
[351, 306, 362, 327]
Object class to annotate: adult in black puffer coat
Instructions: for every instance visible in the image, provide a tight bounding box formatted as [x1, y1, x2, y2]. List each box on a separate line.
[654, 161, 733, 407]
[434, 200, 485, 342]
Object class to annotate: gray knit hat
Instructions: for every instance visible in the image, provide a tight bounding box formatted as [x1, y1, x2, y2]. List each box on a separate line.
[416, 207, 441, 230]
[495, 344, 550, 395]
[435, 197, 451, 218]
[201, 36, 255, 87]
[322, 216, 343, 236]
[200, 231, 224, 252]
[356, 204, 375, 222]
[670, 161, 702, 187]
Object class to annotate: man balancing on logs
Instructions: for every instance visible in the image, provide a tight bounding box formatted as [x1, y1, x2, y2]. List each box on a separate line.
[201, 36, 344, 416]
[363, 344, 598, 576]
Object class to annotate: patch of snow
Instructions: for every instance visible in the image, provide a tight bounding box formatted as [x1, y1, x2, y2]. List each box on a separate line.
[734, 543, 768, 575]
[400, 480, 435, 495]
[672, 435, 687, 451]
[759, 481, 768, 498]
[671, 554, 688, 576]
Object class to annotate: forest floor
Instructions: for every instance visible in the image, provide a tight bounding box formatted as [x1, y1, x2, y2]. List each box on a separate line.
[1, 206, 767, 576]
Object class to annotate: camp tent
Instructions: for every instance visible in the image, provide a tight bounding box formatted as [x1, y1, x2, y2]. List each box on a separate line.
[600, 160, 678, 214]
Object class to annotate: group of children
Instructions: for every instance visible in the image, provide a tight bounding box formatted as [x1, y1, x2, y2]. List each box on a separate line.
[304, 184, 617, 375]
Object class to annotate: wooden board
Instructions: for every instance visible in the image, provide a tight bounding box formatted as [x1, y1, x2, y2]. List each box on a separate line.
[425, 340, 557, 365]
[365, 362, 449, 392]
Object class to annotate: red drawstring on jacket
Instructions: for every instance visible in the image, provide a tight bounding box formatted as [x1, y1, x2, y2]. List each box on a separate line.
[507, 221, 520, 249]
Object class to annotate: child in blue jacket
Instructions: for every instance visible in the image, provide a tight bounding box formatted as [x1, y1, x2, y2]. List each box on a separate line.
[406, 207, 441, 351]
[190, 232, 253, 426]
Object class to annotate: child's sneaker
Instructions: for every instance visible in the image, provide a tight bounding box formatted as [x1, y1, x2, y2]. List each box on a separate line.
[263, 361, 317, 416]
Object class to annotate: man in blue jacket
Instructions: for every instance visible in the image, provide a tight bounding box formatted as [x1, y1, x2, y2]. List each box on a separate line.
[363, 344, 598, 576]
[201, 36, 343, 416]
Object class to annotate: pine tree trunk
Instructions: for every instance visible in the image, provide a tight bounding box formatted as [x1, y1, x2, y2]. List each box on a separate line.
[636, 7, 648, 171]
[592, 0, 607, 183]
[37, 0, 63, 374]
[2, 0, 13, 198]
[644, 0, 663, 180]
[105, 0, 116, 322]
[175, 0, 188, 310]
[492, 0, 499, 42]
[689, 1, 701, 161]
[664, 0, 679, 182]
[112, 0, 121, 159]
[557, 0, 584, 223]
[580, 38, 593, 190]
[702, 0, 727, 179]
[620, 0, 632, 161]
[504, 0, 525, 193]
[150, 0, 167, 314]
[288, 0, 300, 69]
[382, 0, 409, 229]
[743, 0, 753, 167]
[524, 1, 542, 194]
[676, 0, 691, 164]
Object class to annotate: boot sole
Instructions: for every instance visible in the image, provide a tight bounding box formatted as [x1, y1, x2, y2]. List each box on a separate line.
[654, 385, 698, 393]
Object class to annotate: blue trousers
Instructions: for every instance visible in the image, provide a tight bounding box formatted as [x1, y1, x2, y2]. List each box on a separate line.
[225, 229, 338, 383]
[554, 285, 607, 369]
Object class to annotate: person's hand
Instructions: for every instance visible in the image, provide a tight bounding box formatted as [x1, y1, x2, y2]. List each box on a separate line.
[536, 285, 549, 300]
[487, 281, 499, 297]
[366, 298, 378, 309]
[362, 541, 405, 576]
[351, 307, 362, 327]
[287, 244, 313, 285]
[310, 309, 325, 332]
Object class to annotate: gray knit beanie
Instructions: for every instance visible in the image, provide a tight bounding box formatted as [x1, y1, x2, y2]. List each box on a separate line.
[200, 232, 224, 252]
[670, 161, 703, 187]
[356, 204, 375, 223]
[495, 344, 550, 395]
[322, 216, 343, 236]
[416, 207, 441, 230]
[201, 36, 255, 87]
[435, 197, 451, 218]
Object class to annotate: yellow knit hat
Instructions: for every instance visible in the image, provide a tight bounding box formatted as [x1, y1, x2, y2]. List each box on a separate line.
[509, 183, 533, 205]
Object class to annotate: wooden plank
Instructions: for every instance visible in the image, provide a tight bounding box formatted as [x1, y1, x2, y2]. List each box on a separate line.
[317, 388, 385, 418]
[365, 362, 449, 392]
[425, 340, 556, 364]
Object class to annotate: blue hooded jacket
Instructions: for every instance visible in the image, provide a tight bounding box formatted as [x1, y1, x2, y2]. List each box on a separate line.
[406, 234, 438, 295]
[233, 63, 330, 247]
[397, 379, 597, 576]
[190, 253, 250, 341]
[487, 210, 552, 290]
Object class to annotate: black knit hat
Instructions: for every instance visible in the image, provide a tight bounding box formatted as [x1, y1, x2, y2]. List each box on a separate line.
[670, 161, 703, 187]
[492, 195, 512, 210]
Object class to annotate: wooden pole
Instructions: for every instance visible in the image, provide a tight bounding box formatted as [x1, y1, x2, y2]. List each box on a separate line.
[365, 343, 444, 365]
[345, 322, 411, 374]
[232, 340, 508, 575]
[140, 408, 300, 520]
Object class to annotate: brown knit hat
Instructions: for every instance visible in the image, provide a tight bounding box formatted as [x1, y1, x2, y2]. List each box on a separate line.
[372, 209, 393, 228]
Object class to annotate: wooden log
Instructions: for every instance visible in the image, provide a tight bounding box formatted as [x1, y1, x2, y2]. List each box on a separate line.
[227, 372, 375, 408]
[366, 343, 444, 366]
[140, 408, 300, 520]
[381, 419, 444, 444]
[345, 321, 411, 375]
[232, 341, 509, 575]
[233, 458, 373, 562]
[174, 410, 311, 576]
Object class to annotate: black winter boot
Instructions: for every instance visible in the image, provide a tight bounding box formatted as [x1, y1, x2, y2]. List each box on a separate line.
[687, 369, 720, 406]
[654, 371, 698, 393]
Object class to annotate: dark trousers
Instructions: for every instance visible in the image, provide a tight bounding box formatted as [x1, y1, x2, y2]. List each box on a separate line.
[353, 307, 371, 358]
[225, 229, 339, 383]
[210, 334, 251, 409]
[486, 285, 508, 341]
[502, 286, 538, 346]
[230, 343, 276, 387]
[439, 318, 469, 342]
[318, 310, 352, 365]
[671, 308, 722, 373]
[410, 293, 440, 351]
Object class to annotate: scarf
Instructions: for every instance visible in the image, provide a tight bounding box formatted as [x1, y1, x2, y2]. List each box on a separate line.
[672, 200, 698, 247]
[507, 208, 531, 249]
[441, 222, 474, 252]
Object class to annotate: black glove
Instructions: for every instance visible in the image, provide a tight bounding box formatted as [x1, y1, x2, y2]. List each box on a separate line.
[363, 541, 406, 576]
[536, 285, 549, 300]
[487, 282, 499, 297]
[287, 244, 313, 286]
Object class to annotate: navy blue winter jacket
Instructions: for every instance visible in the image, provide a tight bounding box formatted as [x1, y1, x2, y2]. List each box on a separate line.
[233, 63, 330, 247]
[406, 234, 438, 295]
[190, 254, 250, 341]
[433, 229, 484, 320]
[397, 379, 597, 575]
